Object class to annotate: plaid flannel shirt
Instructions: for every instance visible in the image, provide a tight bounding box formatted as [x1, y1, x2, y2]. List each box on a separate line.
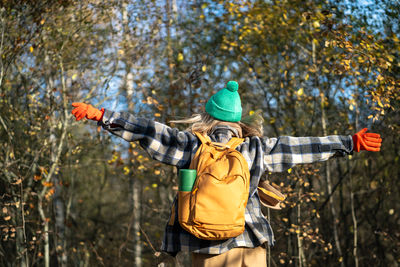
[99, 109, 353, 255]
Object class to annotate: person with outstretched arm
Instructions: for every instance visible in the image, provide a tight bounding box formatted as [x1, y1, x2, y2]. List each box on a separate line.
[71, 81, 381, 267]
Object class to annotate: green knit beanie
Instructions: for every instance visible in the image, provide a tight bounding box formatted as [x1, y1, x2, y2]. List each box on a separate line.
[205, 81, 242, 122]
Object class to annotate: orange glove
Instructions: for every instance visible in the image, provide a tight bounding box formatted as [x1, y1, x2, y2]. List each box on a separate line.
[352, 128, 382, 152]
[71, 102, 104, 121]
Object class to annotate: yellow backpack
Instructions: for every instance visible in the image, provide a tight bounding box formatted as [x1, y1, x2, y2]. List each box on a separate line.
[178, 132, 250, 240]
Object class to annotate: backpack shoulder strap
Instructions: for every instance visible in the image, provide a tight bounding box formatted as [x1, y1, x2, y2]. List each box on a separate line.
[193, 131, 211, 145]
[227, 137, 244, 150]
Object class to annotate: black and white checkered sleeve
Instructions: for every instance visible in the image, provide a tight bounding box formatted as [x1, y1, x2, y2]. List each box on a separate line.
[98, 109, 199, 168]
[262, 135, 353, 172]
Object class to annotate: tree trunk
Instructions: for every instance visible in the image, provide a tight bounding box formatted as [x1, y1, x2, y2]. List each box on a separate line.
[166, 0, 175, 119]
[350, 97, 359, 267]
[53, 174, 67, 267]
[321, 98, 344, 265]
[122, 2, 142, 266]
[312, 25, 344, 265]
[297, 187, 306, 267]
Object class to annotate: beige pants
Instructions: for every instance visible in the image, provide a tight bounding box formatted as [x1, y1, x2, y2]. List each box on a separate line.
[191, 246, 267, 267]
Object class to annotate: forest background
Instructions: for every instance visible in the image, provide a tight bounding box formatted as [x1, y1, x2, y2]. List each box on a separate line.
[1, 0, 399, 266]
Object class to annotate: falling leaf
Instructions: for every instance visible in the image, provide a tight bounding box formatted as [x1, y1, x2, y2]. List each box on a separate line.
[29, 46, 34, 53]
[287, 168, 292, 173]
[4, 216, 11, 221]
[201, 65, 207, 72]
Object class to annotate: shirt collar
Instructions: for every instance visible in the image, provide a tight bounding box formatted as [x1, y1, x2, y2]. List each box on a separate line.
[210, 125, 239, 143]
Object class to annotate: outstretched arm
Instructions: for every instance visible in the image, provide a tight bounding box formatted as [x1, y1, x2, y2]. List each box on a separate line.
[262, 134, 353, 172]
[71, 103, 199, 168]
[262, 129, 381, 172]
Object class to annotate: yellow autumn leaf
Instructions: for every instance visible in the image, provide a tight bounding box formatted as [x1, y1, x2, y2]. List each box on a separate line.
[151, 183, 158, 188]
[40, 167, 48, 175]
[349, 105, 354, 111]
[154, 170, 161, 175]
[377, 98, 383, 108]
[177, 53, 184, 62]
[287, 168, 292, 174]
[249, 110, 255, 115]
[72, 73, 78, 80]
[202, 65, 207, 72]
[297, 88, 304, 96]
[29, 46, 34, 53]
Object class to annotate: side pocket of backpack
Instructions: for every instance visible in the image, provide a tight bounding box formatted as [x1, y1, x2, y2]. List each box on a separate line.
[178, 191, 191, 226]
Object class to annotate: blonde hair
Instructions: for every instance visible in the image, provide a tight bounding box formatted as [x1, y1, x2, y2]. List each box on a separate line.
[170, 110, 264, 138]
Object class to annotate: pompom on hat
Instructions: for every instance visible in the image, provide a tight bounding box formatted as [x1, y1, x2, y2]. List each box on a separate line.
[205, 81, 242, 122]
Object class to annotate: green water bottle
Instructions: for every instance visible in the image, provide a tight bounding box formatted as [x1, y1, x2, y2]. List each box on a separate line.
[178, 169, 197, 192]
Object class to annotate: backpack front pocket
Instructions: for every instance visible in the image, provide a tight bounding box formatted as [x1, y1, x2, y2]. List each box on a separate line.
[192, 173, 248, 226]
